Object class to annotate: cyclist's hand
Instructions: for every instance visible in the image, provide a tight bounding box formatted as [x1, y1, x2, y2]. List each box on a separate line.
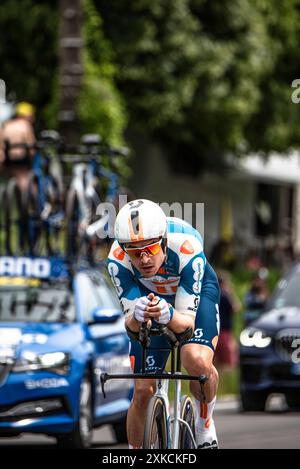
[133, 296, 150, 322]
[146, 294, 174, 324]
[157, 298, 173, 324]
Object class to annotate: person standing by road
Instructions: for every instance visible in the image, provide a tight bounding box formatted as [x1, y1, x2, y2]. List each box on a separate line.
[214, 271, 240, 370]
[0, 101, 36, 191]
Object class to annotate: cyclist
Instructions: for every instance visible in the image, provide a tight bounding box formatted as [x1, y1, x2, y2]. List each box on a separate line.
[0, 101, 36, 190]
[107, 199, 220, 449]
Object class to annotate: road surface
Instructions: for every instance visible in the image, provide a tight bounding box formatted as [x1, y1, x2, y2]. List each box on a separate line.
[0, 396, 299, 449]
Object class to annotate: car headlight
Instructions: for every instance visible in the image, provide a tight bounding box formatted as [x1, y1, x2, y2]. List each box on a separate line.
[13, 351, 70, 375]
[240, 328, 272, 348]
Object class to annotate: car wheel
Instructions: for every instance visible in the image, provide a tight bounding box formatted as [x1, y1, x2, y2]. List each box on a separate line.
[56, 374, 93, 448]
[112, 415, 127, 444]
[240, 391, 267, 412]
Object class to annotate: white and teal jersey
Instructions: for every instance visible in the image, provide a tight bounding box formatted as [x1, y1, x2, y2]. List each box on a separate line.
[107, 217, 215, 320]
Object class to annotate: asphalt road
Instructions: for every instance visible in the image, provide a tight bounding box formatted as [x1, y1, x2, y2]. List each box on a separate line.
[0, 398, 299, 449]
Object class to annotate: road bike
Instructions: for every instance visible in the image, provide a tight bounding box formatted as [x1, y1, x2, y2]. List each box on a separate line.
[2, 134, 64, 256]
[101, 323, 208, 449]
[61, 134, 129, 262]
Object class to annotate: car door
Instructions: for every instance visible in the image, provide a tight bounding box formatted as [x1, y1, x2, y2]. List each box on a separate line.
[74, 270, 133, 416]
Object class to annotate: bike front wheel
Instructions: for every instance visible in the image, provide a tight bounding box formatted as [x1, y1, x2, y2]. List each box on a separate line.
[143, 396, 168, 449]
[179, 395, 196, 449]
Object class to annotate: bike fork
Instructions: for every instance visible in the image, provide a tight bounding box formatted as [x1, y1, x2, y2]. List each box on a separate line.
[156, 379, 171, 449]
[172, 375, 181, 449]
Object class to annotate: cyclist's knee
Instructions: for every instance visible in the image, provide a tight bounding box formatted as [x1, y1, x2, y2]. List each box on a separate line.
[133, 381, 155, 409]
[181, 347, 213, 377]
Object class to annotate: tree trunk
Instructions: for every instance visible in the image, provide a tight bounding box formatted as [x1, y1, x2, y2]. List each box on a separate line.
[58, 0, 83, 143]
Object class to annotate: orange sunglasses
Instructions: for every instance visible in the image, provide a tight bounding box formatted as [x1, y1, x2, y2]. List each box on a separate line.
[123, 239, 163, 259]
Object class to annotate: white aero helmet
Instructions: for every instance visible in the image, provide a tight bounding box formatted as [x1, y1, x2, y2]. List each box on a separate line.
[115, 199, 167, 244]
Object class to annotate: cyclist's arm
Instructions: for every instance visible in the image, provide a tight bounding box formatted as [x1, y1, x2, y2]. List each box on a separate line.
[107, 259, 142, 333]
[125, 313, 143, 333]
[167, 309, 194, 333]
[172, 251, 206, 331]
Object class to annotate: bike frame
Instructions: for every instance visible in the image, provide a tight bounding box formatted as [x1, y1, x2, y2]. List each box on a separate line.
[32, 151, 64, 226]
[101, 325, 205, 449]
[63, 154, 122, 241]
[152, 369, 197, 449]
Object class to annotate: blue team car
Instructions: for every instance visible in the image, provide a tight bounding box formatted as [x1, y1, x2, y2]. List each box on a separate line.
[0, 256, 133, 448]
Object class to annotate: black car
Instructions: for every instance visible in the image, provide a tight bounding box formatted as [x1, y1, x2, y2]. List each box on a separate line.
[239, 263, 300, 411]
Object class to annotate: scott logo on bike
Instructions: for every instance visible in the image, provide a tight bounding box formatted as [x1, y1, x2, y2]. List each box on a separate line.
[0, 257, 51, 278]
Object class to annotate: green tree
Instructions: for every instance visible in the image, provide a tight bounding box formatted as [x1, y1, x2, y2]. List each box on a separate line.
[96, 0, 300, 175]
[96, 0, 201, 131]
[79, 0, 127, 145]
[246, 0, 300, 153]
[0, 0, 128, 144]
[2, 0, 300, 171]
[0, 0, 58, 127]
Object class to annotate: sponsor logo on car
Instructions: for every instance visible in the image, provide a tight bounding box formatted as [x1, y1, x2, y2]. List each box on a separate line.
[25, 378, 69, 390]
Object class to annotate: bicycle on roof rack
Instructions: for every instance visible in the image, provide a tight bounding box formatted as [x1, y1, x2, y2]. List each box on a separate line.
[2, 132, 64, 257]
[1, 131, 131, 261]
[61, 134, 130, 262]
[100, 322, 208, 449]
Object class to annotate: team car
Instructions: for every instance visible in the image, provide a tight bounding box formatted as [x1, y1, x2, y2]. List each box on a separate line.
[239, 263, 300, 411]
[0, 256, 133, 447]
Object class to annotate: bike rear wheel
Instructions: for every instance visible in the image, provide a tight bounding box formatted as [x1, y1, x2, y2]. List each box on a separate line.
[179, 395, 196, 449]
[143, 397, 168, 449]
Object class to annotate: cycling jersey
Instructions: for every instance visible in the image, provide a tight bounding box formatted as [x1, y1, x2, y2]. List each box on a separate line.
[108, 217, 207, 317]
[107, 217, 220, 363]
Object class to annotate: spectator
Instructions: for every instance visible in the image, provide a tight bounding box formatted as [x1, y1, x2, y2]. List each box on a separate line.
[244, 269, 270, 326]
[214, 271, 240, 371]
[0, 101, 36, 191]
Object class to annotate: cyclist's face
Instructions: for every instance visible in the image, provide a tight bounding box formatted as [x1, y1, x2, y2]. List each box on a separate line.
[123, 238, 166, 277]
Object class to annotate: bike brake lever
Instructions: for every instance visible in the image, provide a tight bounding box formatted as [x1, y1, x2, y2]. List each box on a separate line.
[139, 322, 151, 348]
[100, 373, 108, 399]
[199, 374, 208, 402]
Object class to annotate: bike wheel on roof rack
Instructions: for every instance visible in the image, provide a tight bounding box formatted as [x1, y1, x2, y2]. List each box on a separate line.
[65, 187, 82, 259]
[44, 174, 64, 256]
[0, 185, 5, 255]
[4, 178, 27, 256]
[24, 173, 44, 256]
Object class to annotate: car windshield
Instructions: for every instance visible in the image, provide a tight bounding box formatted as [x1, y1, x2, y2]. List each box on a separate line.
[272, 270, 300, 309]
[76, 271, 121, 322]
[0, 277, 75, 323]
